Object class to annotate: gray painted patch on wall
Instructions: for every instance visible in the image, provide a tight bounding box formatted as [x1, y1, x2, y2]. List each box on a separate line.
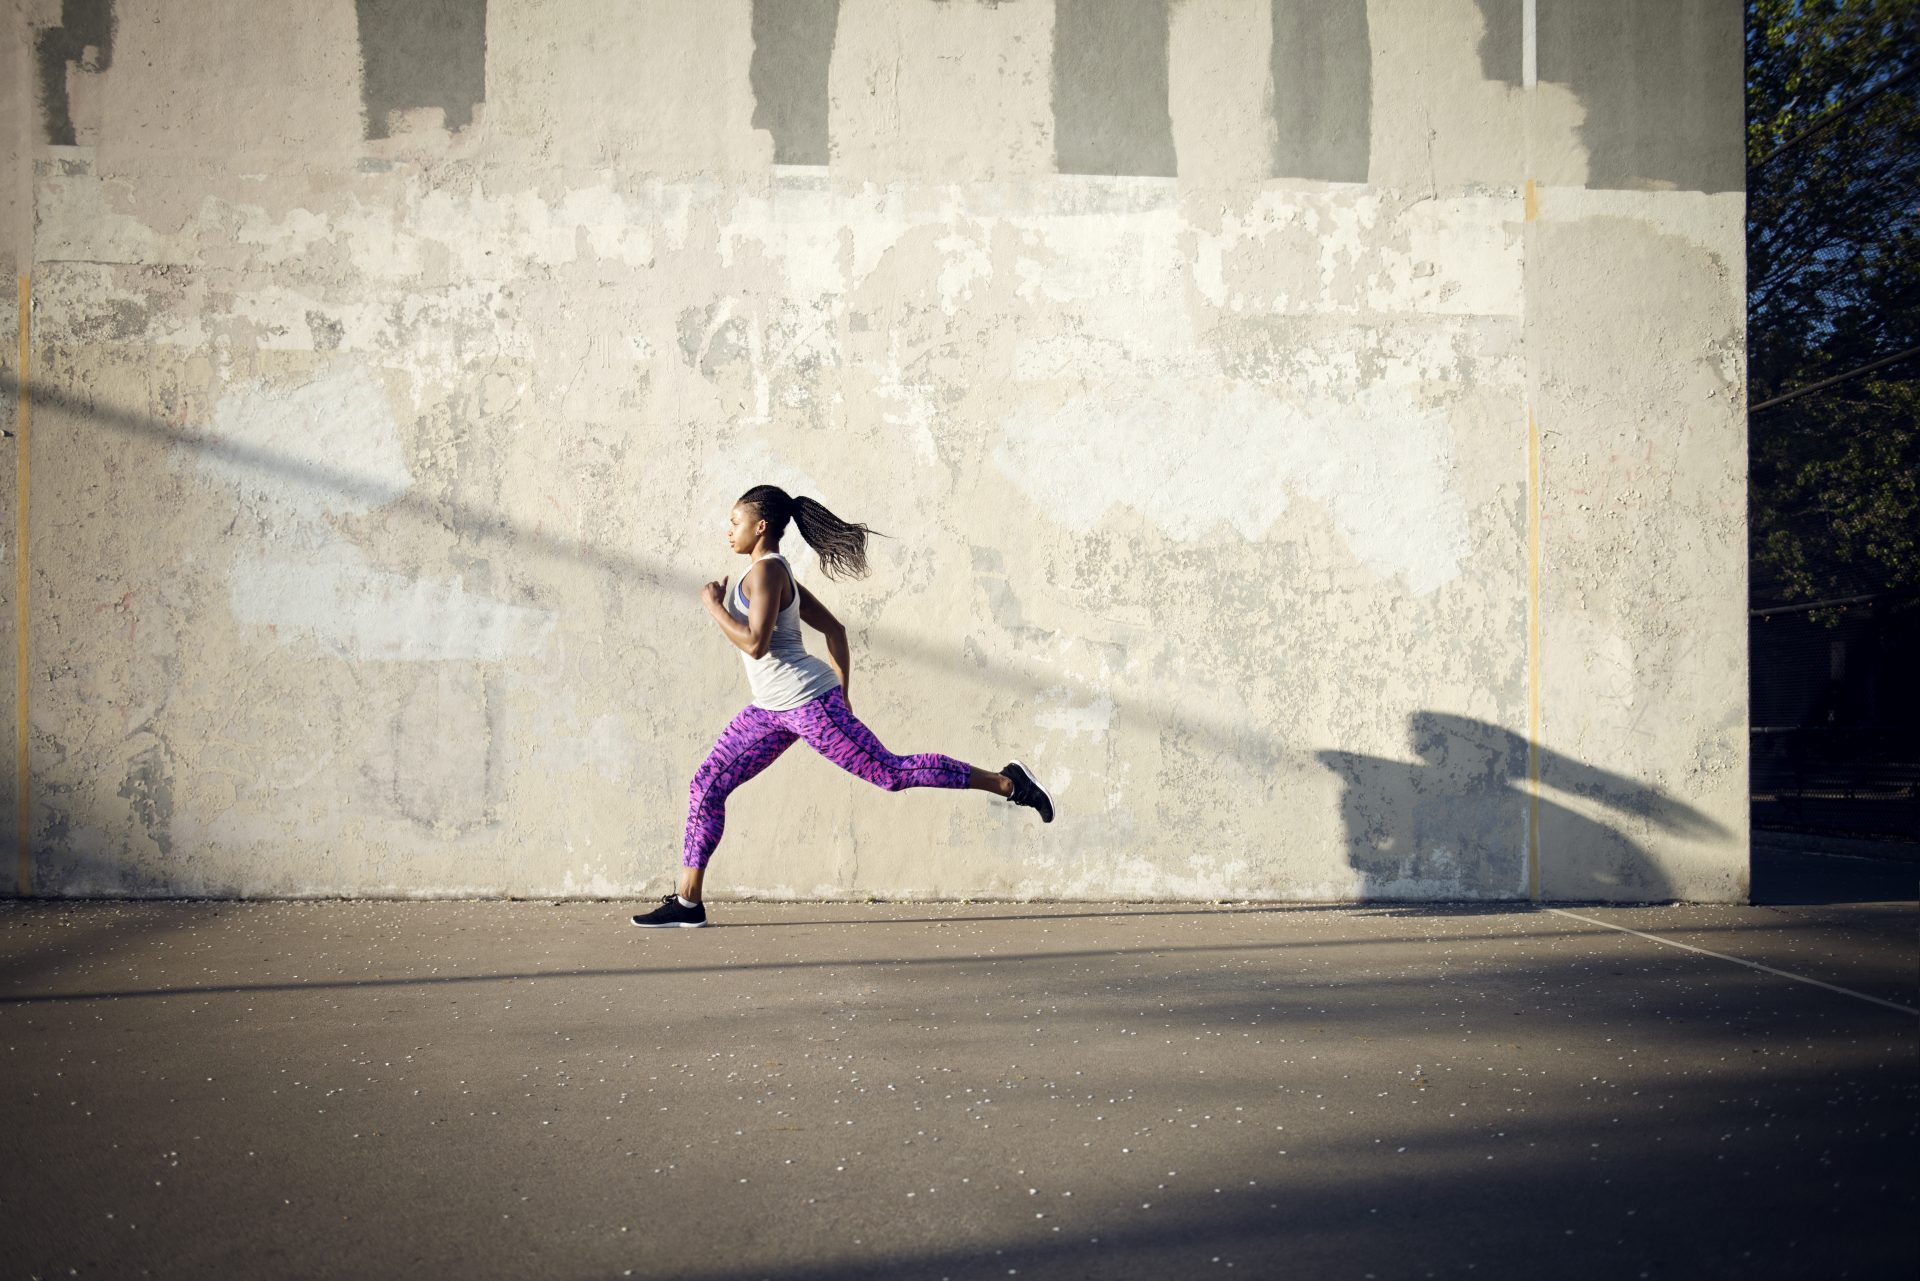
[354, 0, 487, 139]
[1537, 0, 1744, 192]
[118, 741, 176, 859]
[35, 0, 115, 146]
[1471, 0, 1525, 86]
[1269, 0, 1371, 183]
[1052, 0, 1177, 177]
[750, 0, 840, 165]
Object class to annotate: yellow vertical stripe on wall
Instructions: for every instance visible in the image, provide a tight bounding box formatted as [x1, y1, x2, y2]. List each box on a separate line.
[1522, 175, 1541, 902]
[14, 275, 28, 897]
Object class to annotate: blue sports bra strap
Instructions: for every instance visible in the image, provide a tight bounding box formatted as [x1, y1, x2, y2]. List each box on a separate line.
[746, 552, 796, 611]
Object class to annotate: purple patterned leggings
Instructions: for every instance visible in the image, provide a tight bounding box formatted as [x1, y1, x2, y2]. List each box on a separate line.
[683, 685, 972, 868]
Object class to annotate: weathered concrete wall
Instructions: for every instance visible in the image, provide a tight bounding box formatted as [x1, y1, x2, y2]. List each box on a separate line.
[1, 0, 1748, 902]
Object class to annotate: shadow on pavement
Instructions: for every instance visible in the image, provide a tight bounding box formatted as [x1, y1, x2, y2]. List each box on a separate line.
[1749, 840, 1920, 906]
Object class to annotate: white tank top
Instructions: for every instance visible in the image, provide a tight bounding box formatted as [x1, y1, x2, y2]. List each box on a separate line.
[725, 551, 842, 710]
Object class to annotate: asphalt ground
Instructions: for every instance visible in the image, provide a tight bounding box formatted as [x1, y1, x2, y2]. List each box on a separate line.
[2, 844, 1913, 1281]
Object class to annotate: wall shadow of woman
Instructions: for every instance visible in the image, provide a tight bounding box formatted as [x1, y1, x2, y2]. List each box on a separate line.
[1316, 711, 1730, 903]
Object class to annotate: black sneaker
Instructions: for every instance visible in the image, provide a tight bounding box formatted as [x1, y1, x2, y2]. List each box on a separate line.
[631, 893, 708, 928]
[1002, 760, 1054, 823]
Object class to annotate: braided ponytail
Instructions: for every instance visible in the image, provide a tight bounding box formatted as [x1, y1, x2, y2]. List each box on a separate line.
[737, 485, 888, 581]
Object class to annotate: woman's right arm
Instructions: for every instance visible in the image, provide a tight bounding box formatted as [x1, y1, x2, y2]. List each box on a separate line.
[796, 581, 852, 700]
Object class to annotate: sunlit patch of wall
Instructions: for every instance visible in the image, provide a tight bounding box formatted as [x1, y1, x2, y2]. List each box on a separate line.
[0, 0, 1746, 902]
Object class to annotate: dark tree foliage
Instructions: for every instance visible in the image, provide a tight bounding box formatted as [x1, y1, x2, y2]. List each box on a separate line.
[1747, 0, 1919, 614]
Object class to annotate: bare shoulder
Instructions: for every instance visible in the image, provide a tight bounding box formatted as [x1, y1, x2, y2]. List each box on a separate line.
[744, 557, 797, 606]
[737, 556, 774, 600]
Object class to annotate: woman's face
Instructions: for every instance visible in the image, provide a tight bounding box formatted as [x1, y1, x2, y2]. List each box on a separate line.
[728, 504, 763, 554]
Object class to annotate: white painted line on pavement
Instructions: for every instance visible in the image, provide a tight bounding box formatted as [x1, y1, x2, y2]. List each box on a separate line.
[1545, 908, 1919, 1017]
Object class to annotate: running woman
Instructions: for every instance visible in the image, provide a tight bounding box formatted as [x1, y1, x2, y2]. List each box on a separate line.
[631, 485, 1054, 928]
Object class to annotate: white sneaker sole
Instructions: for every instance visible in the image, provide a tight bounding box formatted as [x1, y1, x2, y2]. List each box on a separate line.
[630, 917, 708, 928]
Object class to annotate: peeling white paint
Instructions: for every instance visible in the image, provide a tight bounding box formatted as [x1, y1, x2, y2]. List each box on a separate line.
[995, 377, 1472, 595]
[34, 173, 172, 264]
[1190, 190, 1525, 316]
[872, 334, 942, 466]
[1034, 689, 1117, 741]
[720, 181, 846, 299]
[197, 363, 413, 531]
[933, 226, 993, 314]
[200, 363, 556, 661]
[229, 542, 556, 662]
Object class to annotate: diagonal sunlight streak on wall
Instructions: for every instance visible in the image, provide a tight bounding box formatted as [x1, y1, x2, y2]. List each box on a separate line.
[2, 375, 1296, 773]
